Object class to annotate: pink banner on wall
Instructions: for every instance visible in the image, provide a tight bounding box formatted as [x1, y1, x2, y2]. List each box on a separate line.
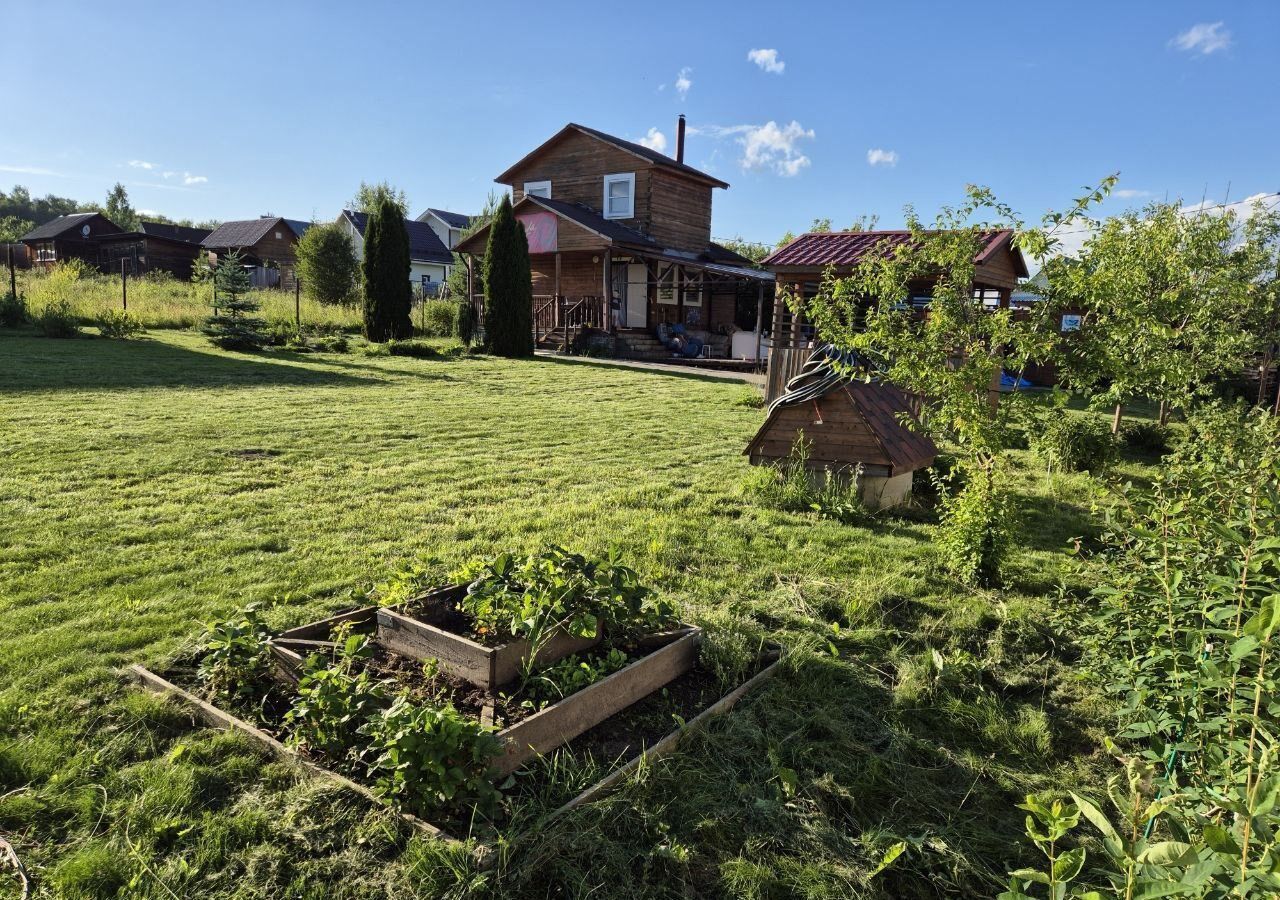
[517, 211, 558, 254]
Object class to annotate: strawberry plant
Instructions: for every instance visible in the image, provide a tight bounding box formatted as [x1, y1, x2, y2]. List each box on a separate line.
[522, 647, 630, 707]
[285, 627, 388, 763]
[197, 602, 272, 701]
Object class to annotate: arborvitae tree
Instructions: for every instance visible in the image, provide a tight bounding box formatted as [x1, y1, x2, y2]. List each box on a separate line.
[203, 250, 266, 350]
[362, 198, 412, 342]
[482, 195, 534, 357]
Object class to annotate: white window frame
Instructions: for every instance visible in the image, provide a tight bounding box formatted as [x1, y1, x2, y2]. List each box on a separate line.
[524, 180, 551, 199]
[603, 172, 635, 219]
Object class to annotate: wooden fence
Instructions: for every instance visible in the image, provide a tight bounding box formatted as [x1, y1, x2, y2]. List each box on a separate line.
[765, 347, 809, 406]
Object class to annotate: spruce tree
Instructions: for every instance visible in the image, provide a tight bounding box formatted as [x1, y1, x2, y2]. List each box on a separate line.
[482, 195, 534, 357]
[362, 198, 412, 342]
[202, 250, 266, 350]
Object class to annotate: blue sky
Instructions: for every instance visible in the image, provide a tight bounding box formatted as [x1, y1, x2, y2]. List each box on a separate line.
[5, 1, 1276, 247]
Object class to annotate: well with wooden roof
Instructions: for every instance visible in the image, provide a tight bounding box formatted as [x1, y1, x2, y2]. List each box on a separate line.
[745, 346, 938, 509]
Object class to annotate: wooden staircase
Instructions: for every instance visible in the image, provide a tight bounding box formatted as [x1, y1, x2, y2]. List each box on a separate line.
[615, 331, 669, 361]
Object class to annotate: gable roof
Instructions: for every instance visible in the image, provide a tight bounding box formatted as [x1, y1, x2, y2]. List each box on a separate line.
[745, 345, 937, 476]
[20, 212, 115, 242]
[495, 122, 729, 190]
[421, 208, 473, 229]
[203, 217, 292, 249]
[762, 228, 1029, 278]
[138, 221, 212, 244]
[341, 210, 453, 265]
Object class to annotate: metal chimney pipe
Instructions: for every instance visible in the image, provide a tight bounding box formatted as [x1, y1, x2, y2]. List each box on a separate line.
[676, 114, 686, 164]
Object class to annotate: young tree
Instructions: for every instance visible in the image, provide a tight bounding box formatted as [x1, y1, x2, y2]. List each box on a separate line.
[362, 198, 412, 342]
[443, 191, 501, 306]
[482, 195, 534, 357]
[351, 180, 408, 217]
[0, 216, 33, 243]
[203, 250, 266, 350]
[1046, 201, 1277, 430]
[296, 222, 359, 305]
[104, 182, 139, 231]
[801, 179, 1114, 585]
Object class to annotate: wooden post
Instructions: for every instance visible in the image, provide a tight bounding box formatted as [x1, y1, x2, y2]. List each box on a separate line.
[6, 244, 15, 300]
[294, 276, 301, 329]
[1158, 399, 1169, 427]
[753, 281, 764, 366]
[121, 259, 128, 311]
[1112, 403, 1124, 435]
[466, 255, 475, 330]
[602, 251, 612, 332]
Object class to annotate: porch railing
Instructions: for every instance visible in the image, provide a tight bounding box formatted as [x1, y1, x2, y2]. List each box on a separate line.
[475, 294, 610, 348]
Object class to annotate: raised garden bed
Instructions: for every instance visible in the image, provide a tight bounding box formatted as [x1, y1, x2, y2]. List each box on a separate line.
[129, 617, 782, 848]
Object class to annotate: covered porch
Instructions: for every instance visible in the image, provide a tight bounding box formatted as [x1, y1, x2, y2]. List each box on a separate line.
[454, 195, 773, 365]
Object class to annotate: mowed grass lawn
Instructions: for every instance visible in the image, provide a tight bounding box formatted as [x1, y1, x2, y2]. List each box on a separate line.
[0, 328, 1122, 898]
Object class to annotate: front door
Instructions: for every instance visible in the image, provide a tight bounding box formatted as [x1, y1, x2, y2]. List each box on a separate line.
[626, 263, 647, 328]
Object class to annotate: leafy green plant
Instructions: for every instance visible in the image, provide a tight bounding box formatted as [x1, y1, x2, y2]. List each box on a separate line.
[744, 437, 865, 524]
[417, 299, 456, 337]
[454, 547, 674, 643]
[312, 334, 350, 353]
[1032, 414, 1115, 473]
[95, 309, 145, 339]
[33, 299, 80, 337]
[197, 603, 272, 700]
[0, 291, 26, 327]
[285, 627, 387, 761]
[359, 694, 502, 817]
[937, 464, 1011, 587]
[522, 648, 630, 707]
[1119, 420, 1170, 454]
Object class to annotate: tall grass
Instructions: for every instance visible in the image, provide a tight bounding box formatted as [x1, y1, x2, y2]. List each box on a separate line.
[16, 264, 364, 331]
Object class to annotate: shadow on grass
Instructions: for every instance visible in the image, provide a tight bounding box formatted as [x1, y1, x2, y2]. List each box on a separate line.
[0, 332, 373, 391]
[532, 352, 761, 386]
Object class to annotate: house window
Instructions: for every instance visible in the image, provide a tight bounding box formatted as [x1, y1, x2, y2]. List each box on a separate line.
[35, 242, 56, 262]
[275, 231, 283, 239]
[603, 173, 635, 219]
[524, 181, 551, 199]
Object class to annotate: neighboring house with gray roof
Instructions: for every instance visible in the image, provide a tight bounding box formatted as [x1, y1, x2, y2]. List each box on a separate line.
[201, 216, 310, 289]
[20, 212, 123, 268]
[338, 210, 455, 296]
[414, 208, 474, 254]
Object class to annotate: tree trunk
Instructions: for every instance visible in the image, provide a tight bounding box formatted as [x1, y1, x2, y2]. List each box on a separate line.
[1112, 403, 1124, 435]
[1158, 400, 1170, 427]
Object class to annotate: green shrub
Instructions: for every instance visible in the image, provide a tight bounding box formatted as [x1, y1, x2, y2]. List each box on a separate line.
[743, 438, 865, 524]
[454, 293, 477, 346]
[0, 291, 26, 327]
[523, 647, 630, 706]
[197, 603, 272, 701]
[1032, 415, 1115, 473]
[1120, 420, 1170, 454]
[285, 628, 387, 762]
[95, 309, 145, 339]
[33, 299, 80, 337]
[360, 694, 502, 816]
[418, 299, 457, 337]
[313, 334, 350, 353]
[937, 467, 1011, 587]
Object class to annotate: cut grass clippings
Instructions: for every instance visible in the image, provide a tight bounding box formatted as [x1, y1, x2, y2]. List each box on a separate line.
[0, 328, 1139, 898]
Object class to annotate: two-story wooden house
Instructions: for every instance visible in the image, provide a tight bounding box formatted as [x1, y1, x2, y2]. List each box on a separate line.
[454, 119, 772, 358]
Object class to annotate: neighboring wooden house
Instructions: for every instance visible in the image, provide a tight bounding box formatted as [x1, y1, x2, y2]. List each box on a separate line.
[201, 217, 310, 289]
[94, 221, 212, 279]
[760, 229, 1032, 390]
[745, 346, 937, 509]
[336, 210, 454, 296]
[454, 119, 773, 357]
[20, 212, 123, 268]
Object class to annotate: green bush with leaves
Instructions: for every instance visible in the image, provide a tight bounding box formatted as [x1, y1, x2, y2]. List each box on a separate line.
[454, 547, 674, 643]
[0, 291, 26, 327]
[1032, 414, 1115, 473]
[296, 221, 359, 306]
[417, 299, 456, 337]
[197, 603, 272, 700]
[95, 309, 144, 339]
[285, 628, 387, 761]
[523, 647, 630, 706]
[33, 299, 80, 337]
[359, 694, 502, 817]
[1119, 420, 1170, 454]
[743, 437, 865, 524]
[937, 466, 1011, 587]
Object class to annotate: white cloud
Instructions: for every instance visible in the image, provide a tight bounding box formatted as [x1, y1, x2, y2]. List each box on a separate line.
[637, 127, 667, 152]
[700, 120, 813, 177]
[1112, 188, 1153, 199]
[128, 159, 158, 170]
[182, 173, 207, 185]
[162, 171, 176, 179]
[866, 148, 898, 167]
[1182, 191, 1277, 218]
[1170, 21, 1231, 55]
[675, 67, 692, 99]
[747, 48, 785, 74]
[0, 164, 61, 176]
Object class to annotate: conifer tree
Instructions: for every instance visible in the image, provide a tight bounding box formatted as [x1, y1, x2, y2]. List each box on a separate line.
[202, 250, 266, 350]
[362, 198, 412, 342]
[482, 195, 533, 357]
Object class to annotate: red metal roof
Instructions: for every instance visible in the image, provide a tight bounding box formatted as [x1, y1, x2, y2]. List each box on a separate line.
[762, 228, 1026, 277]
